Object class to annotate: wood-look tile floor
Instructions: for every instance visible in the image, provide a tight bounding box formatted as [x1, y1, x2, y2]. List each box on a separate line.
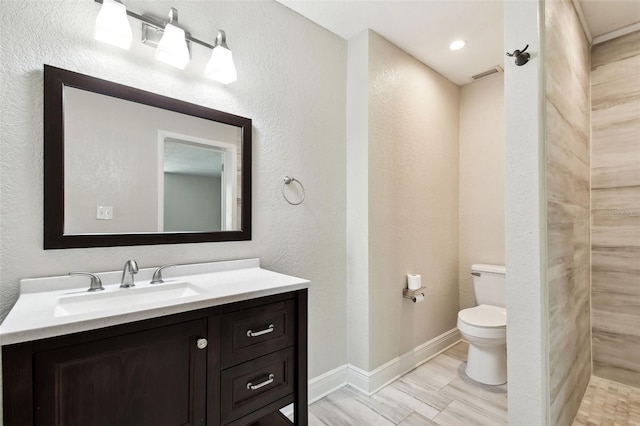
[307, 342, 508, 425]
[297, 343, 640, 425]
[572, 376, 640, 426]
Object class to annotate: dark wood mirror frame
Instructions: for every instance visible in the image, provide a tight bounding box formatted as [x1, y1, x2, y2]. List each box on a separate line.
[44, 65, 252, 249]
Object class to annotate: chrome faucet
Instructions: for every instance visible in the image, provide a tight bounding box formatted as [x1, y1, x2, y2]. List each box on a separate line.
[69, 272, 104, 292]
[150, 264, 176, 284]
[120, 259, 139, 288]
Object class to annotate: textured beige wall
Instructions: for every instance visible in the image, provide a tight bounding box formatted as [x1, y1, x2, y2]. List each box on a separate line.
[0, 0, 347, 382]
[458, 74, 505, 310]
[367, 31, 460, 370]
[545, 1, 592, 425]
[591, 30, 640, 387]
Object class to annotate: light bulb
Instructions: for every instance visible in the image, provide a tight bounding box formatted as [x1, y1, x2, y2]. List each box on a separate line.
[205, 31, 237, 84]
[449, 40, 466, 51]
[94, 0, 133, 50]
[206, 46, 237, 84]
[155, 23, 190, 70]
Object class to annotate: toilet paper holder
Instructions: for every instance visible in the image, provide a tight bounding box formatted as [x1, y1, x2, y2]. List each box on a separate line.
[403, 287, 425, 302]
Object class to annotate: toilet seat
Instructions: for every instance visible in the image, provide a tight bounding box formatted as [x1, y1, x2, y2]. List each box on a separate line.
[458, 304, 506, 327]
[457, 305, 506, 340]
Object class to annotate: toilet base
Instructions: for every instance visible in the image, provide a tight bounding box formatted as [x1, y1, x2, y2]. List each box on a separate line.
[465, 342, 507, 385]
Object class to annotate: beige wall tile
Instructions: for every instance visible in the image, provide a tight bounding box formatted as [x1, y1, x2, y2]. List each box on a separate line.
[591, 30, 640, 69]
[592, 187, 640, 210]
[592, 163, 640, 189]
[590, 29, 640, 388]
[545, 1, 592, 424]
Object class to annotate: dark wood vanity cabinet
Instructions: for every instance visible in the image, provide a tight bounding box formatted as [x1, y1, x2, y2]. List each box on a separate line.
[2, 290, 307, 426]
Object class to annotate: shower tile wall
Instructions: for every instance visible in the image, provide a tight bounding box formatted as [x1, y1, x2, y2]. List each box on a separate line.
[545, 1, 592, 425]
[591, 30, 640, 388]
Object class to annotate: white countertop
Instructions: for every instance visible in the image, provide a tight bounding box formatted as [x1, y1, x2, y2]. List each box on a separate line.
[0, 259, 309, 345]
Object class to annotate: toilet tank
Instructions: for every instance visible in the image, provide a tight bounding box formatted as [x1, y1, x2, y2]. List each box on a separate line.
[472, 264, 506, 308]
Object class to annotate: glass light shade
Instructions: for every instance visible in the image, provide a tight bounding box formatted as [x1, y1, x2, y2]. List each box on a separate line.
[205, 45, 237, 84]
[94, 0, 133, 50]
[155, 24, 190, 70]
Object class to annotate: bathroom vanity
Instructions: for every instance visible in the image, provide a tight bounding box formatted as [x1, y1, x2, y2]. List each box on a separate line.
[1, 259, 308, 426]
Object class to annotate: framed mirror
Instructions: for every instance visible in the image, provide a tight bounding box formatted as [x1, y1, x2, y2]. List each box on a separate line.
[44, 65, 251, 249]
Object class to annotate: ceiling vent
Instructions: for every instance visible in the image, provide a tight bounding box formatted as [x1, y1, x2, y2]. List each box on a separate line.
[471, 66, 503, 81]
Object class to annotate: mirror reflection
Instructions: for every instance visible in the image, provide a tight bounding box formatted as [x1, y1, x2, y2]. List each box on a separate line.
[162, 137, 238, 232]
[62, 86, 242, 235]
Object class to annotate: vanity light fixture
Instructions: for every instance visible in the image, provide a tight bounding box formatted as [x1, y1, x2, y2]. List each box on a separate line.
[449, 39, 466, 51]
[155, 8, 190, 70]
[92, 0, 238, 83]
[205, 31, 237, 85]
[94, 0, 133, 50]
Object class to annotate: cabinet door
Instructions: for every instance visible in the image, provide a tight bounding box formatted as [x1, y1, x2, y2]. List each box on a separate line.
[34, 319, 208, 426]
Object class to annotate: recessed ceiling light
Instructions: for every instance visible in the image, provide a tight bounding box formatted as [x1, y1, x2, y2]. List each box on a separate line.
[449, 40, 466, 51]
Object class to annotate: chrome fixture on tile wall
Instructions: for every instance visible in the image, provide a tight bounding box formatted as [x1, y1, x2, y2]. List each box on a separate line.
[93, 0, 237, 84]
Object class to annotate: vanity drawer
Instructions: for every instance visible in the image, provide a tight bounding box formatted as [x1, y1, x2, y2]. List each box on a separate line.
[220, 347, 295, 425]
[221, 299, 295, 368]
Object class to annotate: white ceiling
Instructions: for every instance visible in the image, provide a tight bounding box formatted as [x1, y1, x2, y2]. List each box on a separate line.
[277, 0, 640, 86]
[164, 139, 223, 177]
[579, 0, 640, 39]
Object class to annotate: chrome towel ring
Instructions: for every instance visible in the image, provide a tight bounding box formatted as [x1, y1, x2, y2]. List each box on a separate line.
[282, 176, 305, 206]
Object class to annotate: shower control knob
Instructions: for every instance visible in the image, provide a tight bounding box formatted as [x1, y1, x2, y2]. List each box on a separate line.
[196, 338, 208, 350]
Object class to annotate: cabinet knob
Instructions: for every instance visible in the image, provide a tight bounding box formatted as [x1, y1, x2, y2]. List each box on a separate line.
[196, 338, 208, 350]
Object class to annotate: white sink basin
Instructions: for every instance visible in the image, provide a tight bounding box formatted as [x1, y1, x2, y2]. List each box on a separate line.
[54, 282, 203, 318]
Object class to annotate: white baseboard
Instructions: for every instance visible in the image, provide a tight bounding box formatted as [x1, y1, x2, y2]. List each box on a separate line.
[308, 363, 349, 403]
[281, 363, 350, 418]
[306, 327, 462, 402]
[348, 328, 462, 395]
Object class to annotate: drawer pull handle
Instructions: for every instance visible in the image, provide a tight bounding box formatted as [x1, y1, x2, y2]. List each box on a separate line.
[196, 338, 208, 350]
[247, 324, 274, 337]
[247, 373, 275, 390]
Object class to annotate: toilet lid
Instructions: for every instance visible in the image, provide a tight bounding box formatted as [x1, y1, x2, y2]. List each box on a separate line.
[458, 304, 506, 328]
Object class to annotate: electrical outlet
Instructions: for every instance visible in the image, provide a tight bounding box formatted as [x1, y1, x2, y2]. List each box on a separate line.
[96, 206, 113, 220]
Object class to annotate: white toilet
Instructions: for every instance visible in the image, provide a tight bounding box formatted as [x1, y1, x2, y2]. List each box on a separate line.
[457, 264, 507, 385]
